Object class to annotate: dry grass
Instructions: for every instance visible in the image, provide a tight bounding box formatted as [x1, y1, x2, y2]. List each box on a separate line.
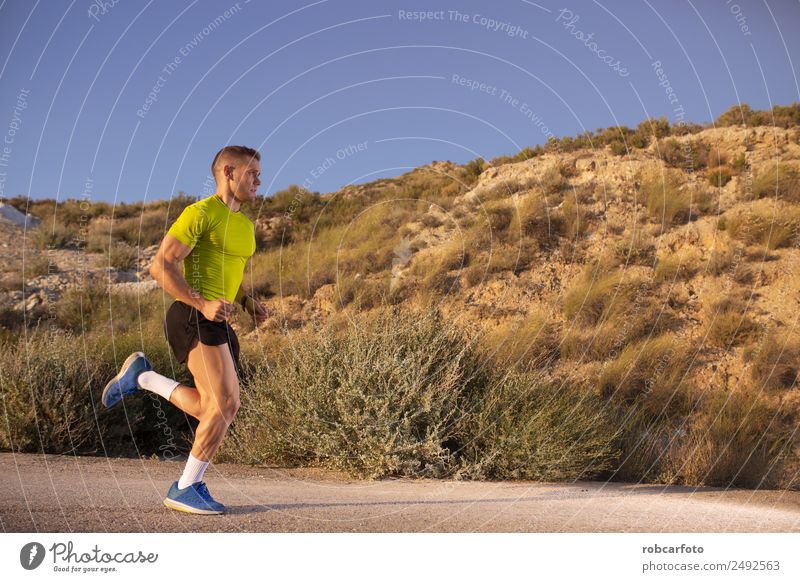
[614, 228, 657, 266]
[653, 246, 702, 283]
[562, 193, 591, 239]
[597, 332, 696, 417]
[674, 383, 795, 488]
[638, 166, 691, 225]
[480, 308, 560, 370]
[504, 192, 565, 249]
[563, 267, 631, 326]
[720, 199, 800, 250]
[561, 294, 679, 362]
[704, 294, 762, 348]
[751, 162, 800, 202]
[745, 328, 800, 391]
[458, 370, 620, 480]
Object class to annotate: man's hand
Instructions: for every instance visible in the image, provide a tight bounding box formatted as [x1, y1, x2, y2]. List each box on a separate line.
[243, 296, 269, 325]
[201, 298, 235, 322]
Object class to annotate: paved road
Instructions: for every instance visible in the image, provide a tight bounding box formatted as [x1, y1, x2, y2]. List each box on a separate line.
[2, 453, 800, 532]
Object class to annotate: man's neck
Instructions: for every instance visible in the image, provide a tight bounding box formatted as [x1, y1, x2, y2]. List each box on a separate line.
[214, 190, 241, 212]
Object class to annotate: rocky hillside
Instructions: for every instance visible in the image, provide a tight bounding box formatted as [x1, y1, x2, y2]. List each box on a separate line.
[3, 106, 800, 487]
[3, 117, 800, 400]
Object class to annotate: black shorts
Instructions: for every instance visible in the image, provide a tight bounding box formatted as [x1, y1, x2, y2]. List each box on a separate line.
[164, 300, 243, 380]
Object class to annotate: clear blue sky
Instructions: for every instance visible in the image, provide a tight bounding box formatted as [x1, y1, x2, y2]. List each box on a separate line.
[0, 0, 798, 204]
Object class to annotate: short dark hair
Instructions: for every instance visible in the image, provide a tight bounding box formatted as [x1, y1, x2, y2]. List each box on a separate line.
[211, 145, 261, 177]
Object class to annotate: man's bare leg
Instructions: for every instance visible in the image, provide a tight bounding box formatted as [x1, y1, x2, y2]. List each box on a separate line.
[168, 384, 202, 419]
[185, 338, 241, 462]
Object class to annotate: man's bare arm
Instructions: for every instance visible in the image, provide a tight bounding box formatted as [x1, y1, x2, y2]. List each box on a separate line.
[234, 284, 247, 309]
[149, 234, 207, 311]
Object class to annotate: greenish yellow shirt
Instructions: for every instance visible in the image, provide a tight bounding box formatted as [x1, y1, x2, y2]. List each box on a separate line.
[167, 194, 256, 304]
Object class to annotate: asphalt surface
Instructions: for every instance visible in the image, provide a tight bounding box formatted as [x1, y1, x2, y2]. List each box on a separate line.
[2, 453, 800, 532]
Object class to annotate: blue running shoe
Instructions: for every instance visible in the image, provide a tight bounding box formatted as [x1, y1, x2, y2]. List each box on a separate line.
[163, 481, 225, 515]
[101, 351, 152, 409]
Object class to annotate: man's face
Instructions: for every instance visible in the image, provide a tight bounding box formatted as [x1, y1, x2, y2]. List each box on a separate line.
[226, 157, 261, 202]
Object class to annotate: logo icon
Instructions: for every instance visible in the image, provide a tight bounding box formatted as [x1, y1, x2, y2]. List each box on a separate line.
[20, 542, 46, 570]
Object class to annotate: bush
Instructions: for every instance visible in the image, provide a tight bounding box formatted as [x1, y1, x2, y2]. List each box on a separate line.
[746, 329, 799, 391]
[463, 157, 486, 185]
[597, 333, 696, 417]
[705, 295, 761, 348]
[708, 167, 733, 188]
[653, 246, 701, 283]
[675, 384, 795, 488]
[106, 242, 139, 271]
[659, 138, 710, 170]
[751, 163, 800, 202]
[458, 370, 620, 480]
[479, 308, 559, 370]
[0, 328, 193, 457]
[638, 166, 691, 225]
[114, 209, 169, 247]
[723, 199, 800, 249]
[541, 163, 568, 195]
[218, 309, 488, 478]
[33, 220, 74, 249]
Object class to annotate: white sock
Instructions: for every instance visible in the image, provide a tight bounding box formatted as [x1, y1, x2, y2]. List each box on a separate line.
[137, 370, 179, 401]
[178, 453, 209, 489]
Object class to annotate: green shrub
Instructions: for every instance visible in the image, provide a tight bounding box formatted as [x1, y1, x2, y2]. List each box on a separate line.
[33, 220, 74, 249]
[659, 138, 710, 170]
[463, 157, 486, 185]
[458, 370, 620, 480]
[0, 328, 193, 457]
[219, 309, 488, 478]
[106, 242, 139, 271]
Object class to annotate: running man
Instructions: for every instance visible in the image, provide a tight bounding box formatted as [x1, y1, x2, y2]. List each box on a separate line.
[101, 145, 268, 515]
